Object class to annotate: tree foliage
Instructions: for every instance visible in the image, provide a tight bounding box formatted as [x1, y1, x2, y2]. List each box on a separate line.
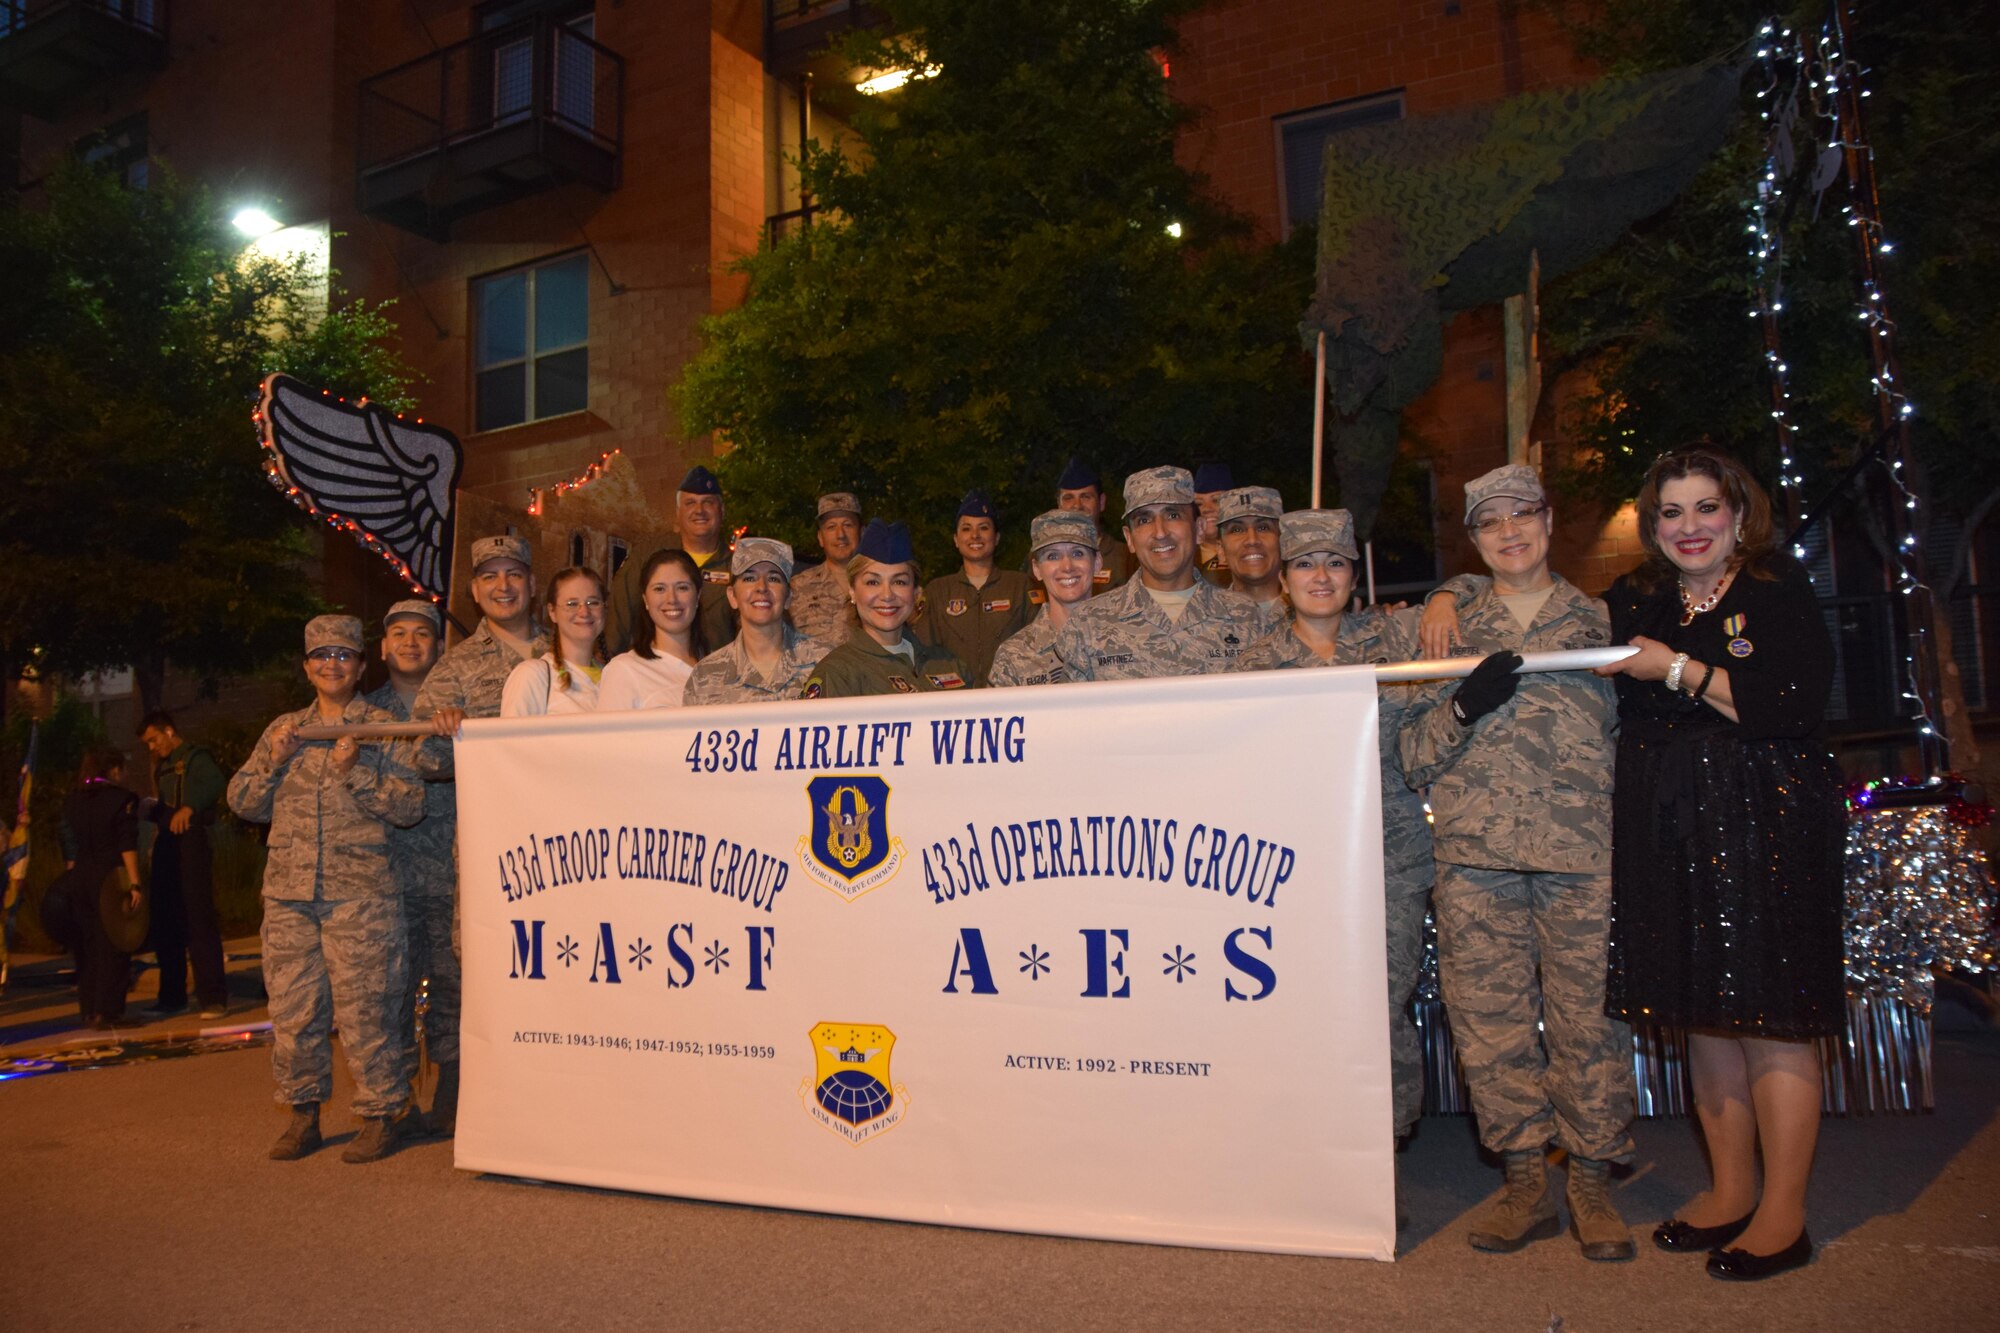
[0, 161, 421, 709]
[1530, 0, 2000, 519]
[677, 0, 1317, 569]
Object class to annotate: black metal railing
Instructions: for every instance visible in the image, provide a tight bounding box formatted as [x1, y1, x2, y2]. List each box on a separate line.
[358, 15, 621, 181]
[765, 202, 820, 247]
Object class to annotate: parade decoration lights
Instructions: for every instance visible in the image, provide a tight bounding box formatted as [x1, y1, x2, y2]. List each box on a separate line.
[256, 374, 463, 601]
[527, 448, 621, 518]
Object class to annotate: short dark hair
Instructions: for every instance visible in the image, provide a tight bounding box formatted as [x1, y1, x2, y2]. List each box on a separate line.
[138, 710, 177, 736]
[79, 745, 127, 784]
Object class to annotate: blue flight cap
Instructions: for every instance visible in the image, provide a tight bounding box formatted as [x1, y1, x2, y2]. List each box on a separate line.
[1056, 457, 1101, 492]
[677, 465, 722, 496]
[1192, 462, 1235, 494]
[957, 490, 996, 521]
[855, 519, 915, 566]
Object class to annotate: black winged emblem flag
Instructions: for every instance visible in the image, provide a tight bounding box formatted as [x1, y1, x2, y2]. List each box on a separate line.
[257, 373, 464, 598]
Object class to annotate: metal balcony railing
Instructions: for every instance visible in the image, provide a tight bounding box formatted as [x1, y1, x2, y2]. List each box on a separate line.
[0, 0, 167, 118]
[356, 15, 622, 241]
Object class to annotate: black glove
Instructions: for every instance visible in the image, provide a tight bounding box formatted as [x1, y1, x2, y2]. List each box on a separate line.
[1450, 651, 1523, 727]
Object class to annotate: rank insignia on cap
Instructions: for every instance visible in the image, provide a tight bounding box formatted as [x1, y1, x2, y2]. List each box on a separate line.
[1729, 638, 1754, 658]
[890, 677, 916, 693]
[945, 597, 968, 617]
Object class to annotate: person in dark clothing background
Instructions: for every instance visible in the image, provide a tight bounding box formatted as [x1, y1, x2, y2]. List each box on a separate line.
[59, 746, 143, 1028]
[138, 712, 229, 1018]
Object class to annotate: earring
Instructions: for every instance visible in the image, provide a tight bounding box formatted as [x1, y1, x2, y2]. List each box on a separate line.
[1734, 520, 1744, 542]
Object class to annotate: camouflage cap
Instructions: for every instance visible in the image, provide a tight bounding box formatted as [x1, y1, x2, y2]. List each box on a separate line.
[1463, 463, 1546, 521]
[731, 536, 795, 580]
[470, 535, 531, 572]
[1215, 486, 1283, 527]
[816, 492, 862, 521]
[304, 614, 364, 654]
[383, 599, 442, 631]
[1279, 508, 1359, 562]
[1122, 465, 1194, 516]
[1028, 509, 1100, 554]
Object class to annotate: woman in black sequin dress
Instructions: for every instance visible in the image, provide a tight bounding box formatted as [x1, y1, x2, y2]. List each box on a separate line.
[1595, 447, 1843, 1281]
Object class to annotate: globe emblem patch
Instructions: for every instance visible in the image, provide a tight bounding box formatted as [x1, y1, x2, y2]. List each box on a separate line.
[800, 1022, 907, 1144]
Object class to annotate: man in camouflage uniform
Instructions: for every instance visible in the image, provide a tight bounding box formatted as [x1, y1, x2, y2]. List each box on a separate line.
[685, 539, 831, 704]
[990, 510, 1101, 687]
[227, 616, 425, 1163]
[606, 466, 736, 655]
[1053, 466, 1265, 680]
[417, 536, 549, 962]
[363, 599, 463, 1134]
[1399, 464, 1636, 1261]
[912, 490, 1033, 687]
[788, 492, 863, 645]
[1229, 509, 1433, 1145]
[1055, 457, 1135, 590]
[1214, 486, 1287, 616]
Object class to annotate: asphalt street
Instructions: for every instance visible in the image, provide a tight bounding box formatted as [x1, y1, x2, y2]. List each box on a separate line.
[3, 944, 1996, 1332]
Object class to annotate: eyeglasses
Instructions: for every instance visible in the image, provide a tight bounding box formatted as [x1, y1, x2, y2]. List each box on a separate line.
[558, 597, 605, 613]
[306, 648, 359, 663]
[1469, 504, 1547, 536]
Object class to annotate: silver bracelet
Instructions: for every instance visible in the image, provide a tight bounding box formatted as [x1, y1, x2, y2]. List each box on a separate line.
[1665, 652, 1690, 692]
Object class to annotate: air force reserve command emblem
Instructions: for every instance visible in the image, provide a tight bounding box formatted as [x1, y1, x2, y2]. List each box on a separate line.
[800, 1022, 907, 1144]
[797, 775, 907, 902]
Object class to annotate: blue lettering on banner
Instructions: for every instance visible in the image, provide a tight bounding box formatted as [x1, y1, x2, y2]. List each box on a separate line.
[509, 920, 545, 979]
[771, 721, 914, 771]
[745, 925, 775, 992]
[665, 922, 696, 988]
[942, 928, 999, 994]
[1224, 927, 1277, 1002]
[1080, 928, 1131, 999]
[927, 716, 1027, 765]
[589, 922, 622, 985]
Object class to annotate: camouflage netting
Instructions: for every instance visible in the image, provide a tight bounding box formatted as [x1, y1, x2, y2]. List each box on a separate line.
[1306, 64, 1742, 536]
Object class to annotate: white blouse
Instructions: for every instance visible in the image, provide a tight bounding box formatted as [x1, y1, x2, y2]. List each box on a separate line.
[597, 650, 695, 711]
[500, 656, 601, 717]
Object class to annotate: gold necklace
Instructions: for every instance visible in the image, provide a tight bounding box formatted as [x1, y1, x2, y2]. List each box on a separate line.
[1678, 570, 1733, 626]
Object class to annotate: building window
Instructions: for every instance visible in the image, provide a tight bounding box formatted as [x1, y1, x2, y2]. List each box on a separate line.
[75, 112, 149, 190]
[1274, 92, 1403, 236]
[474, 252, 589, 432]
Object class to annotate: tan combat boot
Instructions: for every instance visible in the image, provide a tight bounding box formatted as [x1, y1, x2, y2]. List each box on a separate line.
[1467, 1148, 1559, 1252]
[1567, 1156, 1636, 1261]
[428, 1060, 460, 1137]
[269, 1103, 322, 1160]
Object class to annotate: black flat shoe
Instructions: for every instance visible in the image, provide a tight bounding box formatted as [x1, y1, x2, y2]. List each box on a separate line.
[1707, 1230, 1812, 1281]
[1653, 1211, 1755, 1253]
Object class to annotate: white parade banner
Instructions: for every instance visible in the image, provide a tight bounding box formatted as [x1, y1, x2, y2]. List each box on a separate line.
[454, 667, 1394, 1259]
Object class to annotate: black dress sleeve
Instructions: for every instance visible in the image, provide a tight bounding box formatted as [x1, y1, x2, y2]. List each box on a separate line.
[1725, 557, 1834, 740]
[112, 788, 139, 856]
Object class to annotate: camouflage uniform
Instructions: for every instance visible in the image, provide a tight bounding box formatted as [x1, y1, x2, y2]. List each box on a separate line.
[684, 628, 830, 705]
[1053, 577, 1267, 680]
[787, 561, 851, 646]
[227, 696, 424, 1118]
[912, 567, 1034, 688]
[364, 683, 460, 1067]
[1399, 575, 1634, 1161]
[1233, 608, 1433, 1135]
[803, 634, 968, 698]
[987, 610, 1066, 687]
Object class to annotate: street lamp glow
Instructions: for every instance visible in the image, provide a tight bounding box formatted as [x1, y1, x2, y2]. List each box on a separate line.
[856, 64, 938, 95]
[232, 207, 281, 237]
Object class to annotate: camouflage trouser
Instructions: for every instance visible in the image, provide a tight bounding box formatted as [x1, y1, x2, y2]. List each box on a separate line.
[402, 893, 460, 1065]
[262, 896, 411, 1119]
[1433, 864, 1635, 1161]
[1383, 787, 1434, 1137]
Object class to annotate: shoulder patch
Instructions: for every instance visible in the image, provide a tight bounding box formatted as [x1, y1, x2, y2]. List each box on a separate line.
[945, 597, 968, 617]
[802, 679, 823, 699]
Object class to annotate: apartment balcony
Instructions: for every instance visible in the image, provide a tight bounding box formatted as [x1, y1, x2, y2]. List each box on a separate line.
[0, 0, 167, 119]
[356, 15, 621, 242]
[766, 0, 884, 79]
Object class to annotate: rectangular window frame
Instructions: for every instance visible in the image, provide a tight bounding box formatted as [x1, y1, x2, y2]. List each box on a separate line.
[1273, 90, 1405, 237]
[472, 250, 591, 433]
